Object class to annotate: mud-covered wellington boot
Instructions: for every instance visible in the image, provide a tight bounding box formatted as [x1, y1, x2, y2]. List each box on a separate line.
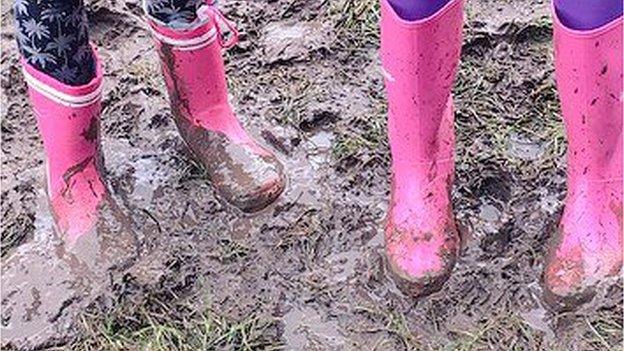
[22, 51, 106, 242]
[380, 0, 463, 297]
[20, 50, 138, 261]
[145, 2, 286, 213]
[542, 11, 623, 308]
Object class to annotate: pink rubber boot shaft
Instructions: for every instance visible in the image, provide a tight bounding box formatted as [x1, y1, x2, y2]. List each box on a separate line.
[544, 10, 623, 304]
[147, 9, 256, 147]
[381, 0, 463, 295]
[22, 50, 106, 241]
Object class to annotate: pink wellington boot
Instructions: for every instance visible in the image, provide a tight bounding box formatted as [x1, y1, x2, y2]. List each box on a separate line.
[543, 10, 623, 307]
[380, 0, 463, 297]
[145, 2, 286, 212]
[21, 50, 106, 243]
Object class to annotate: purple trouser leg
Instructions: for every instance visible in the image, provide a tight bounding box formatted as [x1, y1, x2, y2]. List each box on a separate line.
[554, 0, 623, 30]
[387, 0, 452, 21]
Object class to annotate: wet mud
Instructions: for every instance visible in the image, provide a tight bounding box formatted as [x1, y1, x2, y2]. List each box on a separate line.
[1, 0, 622, 350]
[1, 190, 153, 348]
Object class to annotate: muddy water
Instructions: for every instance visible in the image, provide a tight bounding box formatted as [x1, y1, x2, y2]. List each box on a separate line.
[1, 189, 144, 348]
[1, 0, 622, 350]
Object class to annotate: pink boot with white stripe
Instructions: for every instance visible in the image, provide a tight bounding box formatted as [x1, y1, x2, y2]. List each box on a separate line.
[146, 2, 286, 212]
[22, 49, 105, 242]
[4, 52, 141, 345]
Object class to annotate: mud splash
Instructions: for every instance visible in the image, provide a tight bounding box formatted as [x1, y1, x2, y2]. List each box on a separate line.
[282, 305, 347, 350]
[1, 187, 146, 349]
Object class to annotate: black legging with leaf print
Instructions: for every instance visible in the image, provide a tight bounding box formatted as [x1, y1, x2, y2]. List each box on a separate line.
[13, 0, 202, 86]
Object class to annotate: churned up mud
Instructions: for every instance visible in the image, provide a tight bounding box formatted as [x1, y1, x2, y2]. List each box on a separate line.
[1, 0, 622, 350]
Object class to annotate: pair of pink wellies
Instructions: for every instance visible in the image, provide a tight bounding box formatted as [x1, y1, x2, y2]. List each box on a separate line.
[22, 0, 622, 307]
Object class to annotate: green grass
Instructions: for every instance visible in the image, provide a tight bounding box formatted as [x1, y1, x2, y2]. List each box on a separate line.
[66, 298, 622, 351]
[332, 0, 380, 49]
[64, 304, 281, 351]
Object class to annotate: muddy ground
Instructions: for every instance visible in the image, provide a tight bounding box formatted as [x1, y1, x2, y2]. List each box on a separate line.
[1, 0, 622, 350]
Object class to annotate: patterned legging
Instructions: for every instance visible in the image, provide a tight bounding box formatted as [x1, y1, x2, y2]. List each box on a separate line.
[13, 0, 202, 86]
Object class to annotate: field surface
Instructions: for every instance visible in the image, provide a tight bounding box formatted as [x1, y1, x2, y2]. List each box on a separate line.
[1, 0, 622, 350]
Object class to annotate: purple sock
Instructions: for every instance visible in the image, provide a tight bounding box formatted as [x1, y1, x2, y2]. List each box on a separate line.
[387, 0, 452, 21]
[554, 0, 623, 30]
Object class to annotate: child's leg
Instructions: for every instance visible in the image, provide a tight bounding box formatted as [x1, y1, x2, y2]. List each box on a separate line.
[144, 0, 203, 28]
[554, 0, 622, 30]
[387, 0, 452, 21]
[14, 0, 95, 85]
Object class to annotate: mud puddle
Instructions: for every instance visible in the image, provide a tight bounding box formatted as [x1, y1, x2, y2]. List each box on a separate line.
[1, 187, 143, 348]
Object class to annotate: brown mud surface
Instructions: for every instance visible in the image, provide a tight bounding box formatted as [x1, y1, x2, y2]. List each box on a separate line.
[1, 0, 622, 350]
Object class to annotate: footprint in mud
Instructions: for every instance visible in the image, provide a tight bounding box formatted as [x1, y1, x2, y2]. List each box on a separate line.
[282, 305, 347, 350]
[1, 193, 141, 349]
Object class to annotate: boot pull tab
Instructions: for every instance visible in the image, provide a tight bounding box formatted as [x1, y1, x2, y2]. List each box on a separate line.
[197, 0, 239, 49]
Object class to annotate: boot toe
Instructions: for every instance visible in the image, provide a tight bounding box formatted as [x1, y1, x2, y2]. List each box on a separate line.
[227, 157, 286, 212]
[215, 151, 286, 213]
[542, 252, 621, 310]
[542, 217, 623, 310]
[178, 121, 288, 212]
[385, 223, 459, 298]
[388, 256, 455, 298]
[542, 258, 596, 310]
